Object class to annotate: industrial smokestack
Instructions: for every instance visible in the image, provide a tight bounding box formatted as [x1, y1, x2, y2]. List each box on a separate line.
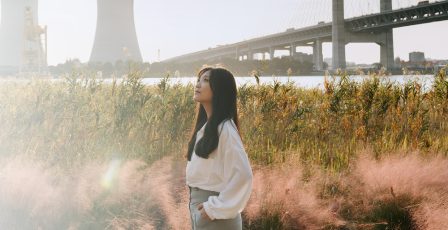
[90, 0, 143, 64]
[0, 0, 45, 72]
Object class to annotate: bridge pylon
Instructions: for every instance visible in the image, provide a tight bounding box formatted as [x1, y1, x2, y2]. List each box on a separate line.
[379, 0, 395, 70]
[313, 39, 324, 71]
[332, 0, 346, 70]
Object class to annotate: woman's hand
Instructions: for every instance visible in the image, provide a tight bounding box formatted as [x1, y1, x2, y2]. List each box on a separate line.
[197, 203, 212, 221]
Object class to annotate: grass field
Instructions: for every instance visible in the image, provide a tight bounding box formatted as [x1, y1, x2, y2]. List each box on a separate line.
[0, 68, 447, 229]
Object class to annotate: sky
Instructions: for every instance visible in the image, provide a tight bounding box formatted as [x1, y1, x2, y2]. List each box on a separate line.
[1, 0, 448, 66]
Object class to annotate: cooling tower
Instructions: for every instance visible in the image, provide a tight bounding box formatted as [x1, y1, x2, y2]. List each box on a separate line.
[0, 0, 41, 70]
[89, 0, 142, 63]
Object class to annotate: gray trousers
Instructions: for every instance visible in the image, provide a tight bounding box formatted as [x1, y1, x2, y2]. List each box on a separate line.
[189, 187, 242, 230]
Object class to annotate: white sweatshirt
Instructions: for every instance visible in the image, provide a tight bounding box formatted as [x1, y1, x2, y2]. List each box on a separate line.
[186, 119, 253, 220]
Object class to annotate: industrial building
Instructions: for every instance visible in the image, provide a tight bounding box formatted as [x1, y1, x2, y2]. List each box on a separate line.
[89, 0, 143, 64]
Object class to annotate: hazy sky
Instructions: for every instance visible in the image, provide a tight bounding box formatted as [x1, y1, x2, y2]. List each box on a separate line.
[2, 0, 448, 65]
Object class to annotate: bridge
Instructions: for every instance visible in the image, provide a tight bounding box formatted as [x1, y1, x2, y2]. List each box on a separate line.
[163, 0, 448, 71]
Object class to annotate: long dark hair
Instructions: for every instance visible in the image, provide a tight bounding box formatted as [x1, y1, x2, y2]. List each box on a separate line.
[186, 67, 239, 161]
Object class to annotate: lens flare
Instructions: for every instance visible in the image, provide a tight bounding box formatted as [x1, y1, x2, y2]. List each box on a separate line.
[101, 158, 122, 189]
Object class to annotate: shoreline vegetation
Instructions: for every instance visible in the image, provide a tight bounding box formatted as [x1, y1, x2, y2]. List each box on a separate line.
[42, 57, 438, 79]
[0, 68, 447, 229]
[47, 57, 315, 78]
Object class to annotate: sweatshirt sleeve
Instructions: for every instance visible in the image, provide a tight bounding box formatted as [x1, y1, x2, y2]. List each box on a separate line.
[202, 122, 253, 220]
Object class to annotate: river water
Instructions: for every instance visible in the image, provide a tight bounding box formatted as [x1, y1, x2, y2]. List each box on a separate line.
[140, 75, 436, 90]
[0, 74, 437, 90]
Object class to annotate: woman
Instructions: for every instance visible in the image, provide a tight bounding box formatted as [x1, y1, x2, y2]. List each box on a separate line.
[186, 67, 253, 230]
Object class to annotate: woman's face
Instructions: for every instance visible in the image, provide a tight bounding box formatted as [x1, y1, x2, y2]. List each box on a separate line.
[193, 70, 213, 103]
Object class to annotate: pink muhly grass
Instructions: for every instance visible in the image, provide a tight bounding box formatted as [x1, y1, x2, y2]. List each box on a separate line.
[354, 152, 448, 199]
[71, 161, 106, 214]
[0, 157, 68, 227]
[1, 151, 447, 229]
[343, 151, 448, 228]
[413, 200, 448, 230]
[244, 164, 344, 229]
[143, 157, 191, 230]
[0, 156, 190, 229]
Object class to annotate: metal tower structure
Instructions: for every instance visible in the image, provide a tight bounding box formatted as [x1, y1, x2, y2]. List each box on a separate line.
[0, 0, 47, 73]
[89, 0, 143, 63]
[22, 6, 47, 73]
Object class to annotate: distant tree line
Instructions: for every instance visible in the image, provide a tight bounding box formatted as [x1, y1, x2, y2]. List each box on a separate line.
[148, 57, 316, 77]
[48, 57, 316, 78]
[48, 59, 150, 78]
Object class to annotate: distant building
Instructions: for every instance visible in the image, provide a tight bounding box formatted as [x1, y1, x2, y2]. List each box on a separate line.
[90, 0, 142, 64]
[409, 52, 425, 63]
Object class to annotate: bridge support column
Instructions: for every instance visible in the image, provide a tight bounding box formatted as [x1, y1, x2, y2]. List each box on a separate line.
[248, 50, 253, 60]
[313, 39, 324, 71]
[235, 47, 239, 60]
[379, 30, 394, 70]
[289, 44, 295, 57]
[380, 0, 394, 70]
[332, 0, 346, 70]
[269, 47, 275, 59]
